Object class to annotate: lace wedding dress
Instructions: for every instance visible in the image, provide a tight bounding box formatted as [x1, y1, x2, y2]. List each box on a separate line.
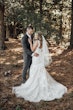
[12, 40, 67, 102]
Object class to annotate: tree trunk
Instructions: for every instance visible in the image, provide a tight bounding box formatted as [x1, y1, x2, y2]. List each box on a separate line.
[6, 24, 9, 41]
[0, 2, 6, 50]
[70, 0, 73, 49]
[13, 24, 17, 39]
[39, 0, 43, 30]
[59, 4, 63, 44]
[39, 0, 43, 15]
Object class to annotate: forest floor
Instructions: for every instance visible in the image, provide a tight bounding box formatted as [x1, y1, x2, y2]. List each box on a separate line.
[0, 38, 73, 110]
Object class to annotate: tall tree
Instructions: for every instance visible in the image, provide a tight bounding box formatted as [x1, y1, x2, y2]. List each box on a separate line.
[70, 0, 73, 49]
[0, 0, 6, 50]
[39, 0, 43, 29]
[39, 0, 43, 15]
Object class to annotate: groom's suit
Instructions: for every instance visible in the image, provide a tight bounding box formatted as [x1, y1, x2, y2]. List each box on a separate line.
[21, 34, 33, 81]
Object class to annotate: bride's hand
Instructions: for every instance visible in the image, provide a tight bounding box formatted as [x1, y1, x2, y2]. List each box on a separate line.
[34, 53, 39, 57]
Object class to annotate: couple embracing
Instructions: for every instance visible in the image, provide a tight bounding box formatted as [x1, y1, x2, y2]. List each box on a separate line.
[12, 25, 67, 102]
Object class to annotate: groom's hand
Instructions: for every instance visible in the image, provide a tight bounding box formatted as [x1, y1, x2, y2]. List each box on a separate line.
[34, 53, 39, 57]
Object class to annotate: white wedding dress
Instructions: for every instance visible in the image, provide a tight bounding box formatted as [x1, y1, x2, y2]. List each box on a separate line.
[12, 40, 67, 102]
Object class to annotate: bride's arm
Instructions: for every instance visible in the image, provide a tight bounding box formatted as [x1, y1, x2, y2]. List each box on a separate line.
[28, 39, 38, 52]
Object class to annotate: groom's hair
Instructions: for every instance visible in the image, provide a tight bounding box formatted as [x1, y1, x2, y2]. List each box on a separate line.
[27, 24, 33, 30]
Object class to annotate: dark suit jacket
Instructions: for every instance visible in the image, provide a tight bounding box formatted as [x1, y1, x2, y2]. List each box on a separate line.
[21, 34, 33, 57]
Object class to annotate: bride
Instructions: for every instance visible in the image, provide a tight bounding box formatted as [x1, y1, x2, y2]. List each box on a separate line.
[12, 31, 67, 102]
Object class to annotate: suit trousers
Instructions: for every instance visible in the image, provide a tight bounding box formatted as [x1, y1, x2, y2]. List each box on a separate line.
[22, 53, 32, 80]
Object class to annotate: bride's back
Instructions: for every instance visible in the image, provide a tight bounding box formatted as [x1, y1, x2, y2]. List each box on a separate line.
[32, 40, 43, 65]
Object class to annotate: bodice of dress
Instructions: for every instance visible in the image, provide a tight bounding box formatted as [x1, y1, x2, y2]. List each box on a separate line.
[34, 40, 42, 53]
[32, 40, 43, 65]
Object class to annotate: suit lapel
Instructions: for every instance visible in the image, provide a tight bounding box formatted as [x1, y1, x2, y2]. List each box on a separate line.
[26, 34, 33, 44]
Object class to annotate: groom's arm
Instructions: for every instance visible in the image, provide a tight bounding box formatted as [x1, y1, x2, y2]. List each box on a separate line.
[21, 36, 33, 56]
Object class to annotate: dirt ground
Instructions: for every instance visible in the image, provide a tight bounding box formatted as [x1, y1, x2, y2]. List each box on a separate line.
[0, 38, 73, 110]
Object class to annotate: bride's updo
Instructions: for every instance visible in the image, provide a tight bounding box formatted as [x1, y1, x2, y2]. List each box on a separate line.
[34, 31, 43, 48]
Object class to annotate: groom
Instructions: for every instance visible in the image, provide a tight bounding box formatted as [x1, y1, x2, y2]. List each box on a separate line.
[21, 25, 39, 83]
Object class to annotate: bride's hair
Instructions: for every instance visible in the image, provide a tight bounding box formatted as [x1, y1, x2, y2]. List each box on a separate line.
[34, 31, 42, 48]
